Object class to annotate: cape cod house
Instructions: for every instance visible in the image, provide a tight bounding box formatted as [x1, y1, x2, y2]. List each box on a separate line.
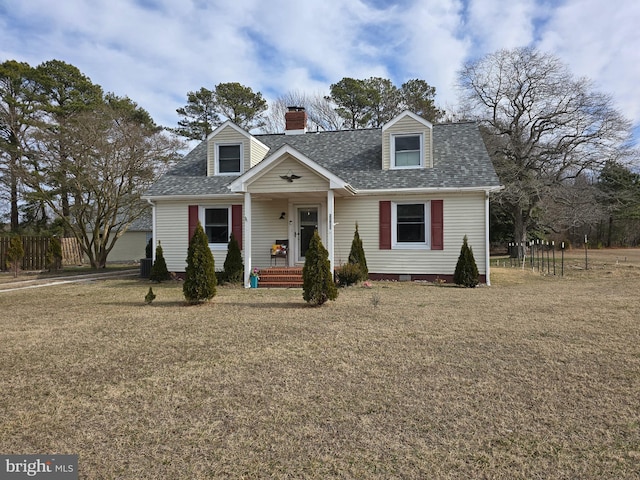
[142, 109, 502, 286]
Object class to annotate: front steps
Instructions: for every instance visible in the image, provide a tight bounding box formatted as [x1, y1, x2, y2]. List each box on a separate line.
[257, 267, 303, 288]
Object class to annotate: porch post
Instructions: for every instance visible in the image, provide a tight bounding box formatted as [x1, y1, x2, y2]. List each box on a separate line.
[327, 189, 335, 275]
[244, 192, 252, 288]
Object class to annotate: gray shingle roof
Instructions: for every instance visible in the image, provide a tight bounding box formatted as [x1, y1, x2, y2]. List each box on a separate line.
[144, 122, 501, 197]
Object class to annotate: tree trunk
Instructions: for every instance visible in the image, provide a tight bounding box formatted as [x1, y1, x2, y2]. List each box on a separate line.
[10, 165, 19, 230]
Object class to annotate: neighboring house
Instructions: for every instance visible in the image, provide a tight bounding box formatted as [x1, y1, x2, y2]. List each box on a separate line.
[104, 209, 152, 262]
[143, 109, 502, 285]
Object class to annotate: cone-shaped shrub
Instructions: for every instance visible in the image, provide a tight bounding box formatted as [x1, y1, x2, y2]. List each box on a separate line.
[183, 223, 217, 304]
[145, 287, 156, 304]
[6, 236, 24, 278]
[302, 230, 338, 306]
[348, 222, 368, 281]
[150, 242, 171, 282]
[46, 236, 63, 272]
[453, 235, 479, 288]
[223, 233, 244, 284]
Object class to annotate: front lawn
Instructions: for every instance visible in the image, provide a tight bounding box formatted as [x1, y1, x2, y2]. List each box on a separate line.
[1, 251, 639, 478]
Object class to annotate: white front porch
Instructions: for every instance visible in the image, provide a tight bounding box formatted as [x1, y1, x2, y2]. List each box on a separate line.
[241, 191, 336, 288]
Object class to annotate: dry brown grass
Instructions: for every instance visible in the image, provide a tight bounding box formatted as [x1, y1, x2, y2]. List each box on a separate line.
[1, 250, 639, 479]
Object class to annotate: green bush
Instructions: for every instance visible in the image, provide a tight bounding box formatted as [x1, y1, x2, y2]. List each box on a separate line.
[145, 287, 156, 304]
[336, 262, 361, 287]
[183, 223, 217, 304]
[348, 222, 368, 281]
[145, 237, 153, 258]
[453, 235, 479, 288]
[6, 236, 24, 278]
[223, 233, 244, 284]
[302, 230, 338, 306]
[150, 242, 171, 282]
[46, 237, 63, 272]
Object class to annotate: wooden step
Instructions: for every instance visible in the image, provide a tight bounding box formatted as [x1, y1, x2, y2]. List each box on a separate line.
[257, 267, 303, 288]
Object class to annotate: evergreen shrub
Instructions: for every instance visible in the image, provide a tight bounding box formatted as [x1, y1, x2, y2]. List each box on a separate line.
[348, 223, 368, 281]
[6, 236, 24, 278]
[183, 223, 217, 304]
[302, 230, 338, 306]
[150, 242, 171, 282]
[453, 235, 479, 288]
[336, 262, 361, 287]
[46, 237, 63, 272]
[223, 233, 244, 284]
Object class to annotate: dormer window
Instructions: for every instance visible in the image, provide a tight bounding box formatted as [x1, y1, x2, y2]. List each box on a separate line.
[391, 134, 423, 169]
[216, 143, 243, 174]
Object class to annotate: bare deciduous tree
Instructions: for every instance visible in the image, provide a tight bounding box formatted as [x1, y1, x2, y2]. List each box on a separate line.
[459, 47, 632, 243]
[263, 91, 343, 133]
[24, 96, 183, 268]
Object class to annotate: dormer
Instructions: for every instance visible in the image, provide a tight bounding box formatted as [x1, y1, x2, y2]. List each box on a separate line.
[206, 121, 269, 176]
[382, 111, 433, 170]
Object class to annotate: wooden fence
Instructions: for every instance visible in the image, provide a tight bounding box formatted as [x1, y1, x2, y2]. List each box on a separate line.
[0, 236, 83, 271]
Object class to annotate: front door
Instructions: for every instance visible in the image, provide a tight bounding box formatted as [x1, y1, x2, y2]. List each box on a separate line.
[297, 206, 318, 262]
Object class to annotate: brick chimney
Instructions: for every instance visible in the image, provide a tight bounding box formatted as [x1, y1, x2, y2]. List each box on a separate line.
[285, 106, 307, 135]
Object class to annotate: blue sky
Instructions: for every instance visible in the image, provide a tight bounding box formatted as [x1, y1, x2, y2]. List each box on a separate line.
[1, 0, 639, 142]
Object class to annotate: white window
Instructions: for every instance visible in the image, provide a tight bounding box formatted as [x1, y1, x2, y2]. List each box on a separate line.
[216, 144, 243, 174]
[203, 207, 230, 247]
[392, 202, 430, 249]
[391, 134, 423, 169]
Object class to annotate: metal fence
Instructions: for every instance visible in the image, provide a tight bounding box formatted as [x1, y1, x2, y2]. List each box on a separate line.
[498, 240, 591, 276]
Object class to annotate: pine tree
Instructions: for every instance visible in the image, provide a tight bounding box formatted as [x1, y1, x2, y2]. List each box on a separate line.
[453, 235, 480, 288]
[302, 230, 338, 306]
[6, 236, 24, 278]
[150, 242, 171, 282]
[183, 223, 217, 304]
[223, 233, 244, 284]
[46, 236, 63, 272]
[347, 222, 368, 281]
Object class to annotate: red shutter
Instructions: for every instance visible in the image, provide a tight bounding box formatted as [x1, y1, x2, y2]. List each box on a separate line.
[188, 205, 199, 241]
[379, 201, 391, 250]
[231, 204, 243, 250]
[431, 200, 443, 250]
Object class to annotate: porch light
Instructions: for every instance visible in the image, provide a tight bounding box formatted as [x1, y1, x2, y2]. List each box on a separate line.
[279, 212, 286, 220]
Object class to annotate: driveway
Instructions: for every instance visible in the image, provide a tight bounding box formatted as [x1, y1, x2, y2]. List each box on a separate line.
[0, 269, 139, 293]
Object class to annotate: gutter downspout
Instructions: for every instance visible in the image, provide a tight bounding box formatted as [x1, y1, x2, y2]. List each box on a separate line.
[146, 199, 156, 262]
[485, 191, 491, 286]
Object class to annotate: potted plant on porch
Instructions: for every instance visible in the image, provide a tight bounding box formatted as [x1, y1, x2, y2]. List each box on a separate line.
[250, 267, 260, 288]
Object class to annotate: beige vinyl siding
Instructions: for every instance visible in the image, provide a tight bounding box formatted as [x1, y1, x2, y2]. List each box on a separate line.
[250, 200, 290, 268]
[334, 192, 486, 275]
[155, 200, 190, 272]
[249, 137, 270, 168]
[248, 154, 329, 193]
[206, 125, 250, 175]
[155, 200, 241, 272]
[382, 116, 433, 170]
[107, 231, 149, 262]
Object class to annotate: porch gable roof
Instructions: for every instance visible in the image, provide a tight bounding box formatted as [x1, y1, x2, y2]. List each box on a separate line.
[228, 144, 355, 194]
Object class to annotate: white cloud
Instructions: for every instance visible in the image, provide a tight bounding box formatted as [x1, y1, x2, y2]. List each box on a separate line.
[537, 0, 640, 124]
[1, 0, 639, 135]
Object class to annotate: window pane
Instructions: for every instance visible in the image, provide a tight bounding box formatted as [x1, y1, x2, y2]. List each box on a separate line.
[397, 204, 425, 243]
[395, 136, 420, 151]
[394, 135, 420, 167]
[395, 151, 420, 166]
[205, 208, 228, 243]
[218, 145, 241, 173]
